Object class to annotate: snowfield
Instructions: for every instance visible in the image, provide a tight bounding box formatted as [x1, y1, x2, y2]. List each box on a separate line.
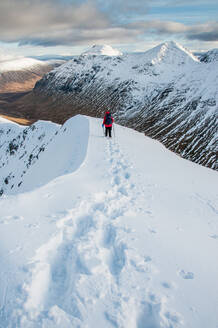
[0, 115, 217, 328]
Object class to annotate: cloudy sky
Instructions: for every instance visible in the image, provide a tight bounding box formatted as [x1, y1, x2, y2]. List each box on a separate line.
[0, 0, 218, 56]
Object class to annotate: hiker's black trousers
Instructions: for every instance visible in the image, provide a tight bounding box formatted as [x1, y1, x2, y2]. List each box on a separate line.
[105, 126, 112, 137]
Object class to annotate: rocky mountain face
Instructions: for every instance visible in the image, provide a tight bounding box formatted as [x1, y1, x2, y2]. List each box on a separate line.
[14, 42, 218, 170]
[0, 117, 59, 196]
[198, 49, 218, 63]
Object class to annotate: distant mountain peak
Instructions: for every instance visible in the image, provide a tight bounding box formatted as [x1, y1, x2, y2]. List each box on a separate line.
[81, 44, 122, 56]
[0, 56, 48, 73]
[144, 40, 199, 65]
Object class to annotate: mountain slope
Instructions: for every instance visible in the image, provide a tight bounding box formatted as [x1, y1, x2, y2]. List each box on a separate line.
[0, 115, 218, 328]
[19, 41, 217, 170]
[198, 48, 218, 62]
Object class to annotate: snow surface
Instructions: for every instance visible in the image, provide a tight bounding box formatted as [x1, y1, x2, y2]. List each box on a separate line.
[0, 57, 48, 73]
[0, 117, 19, 125]
[0, 115, 218, 328]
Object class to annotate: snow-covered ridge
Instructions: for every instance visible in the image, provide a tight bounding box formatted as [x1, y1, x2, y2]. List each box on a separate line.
[0, 116, 88, 196]
[0, 56, 48, 73]
[0, 115, 217, 327]
[82, 44, 122, 56]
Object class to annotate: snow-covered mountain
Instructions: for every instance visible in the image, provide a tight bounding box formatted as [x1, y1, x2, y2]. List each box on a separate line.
[0, 56, 46, 73]
[198, 48, 218, 62]
[0, 115, 217, 327]
[23, 41, 218, 170]
[0, 54, 65, 92]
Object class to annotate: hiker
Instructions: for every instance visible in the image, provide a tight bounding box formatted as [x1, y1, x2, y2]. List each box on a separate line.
[102, 111, 114, 138]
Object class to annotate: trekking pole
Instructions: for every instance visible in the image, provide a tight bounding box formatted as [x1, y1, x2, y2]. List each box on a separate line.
[102, 124, 105, 137]
[113, 124, 115, 138]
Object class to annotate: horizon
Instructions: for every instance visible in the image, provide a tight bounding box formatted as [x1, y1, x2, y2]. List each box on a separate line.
[0, 40, 216, 61]
[0, 0, 218, 57]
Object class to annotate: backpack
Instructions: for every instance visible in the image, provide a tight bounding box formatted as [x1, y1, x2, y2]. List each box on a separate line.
[105, 113, 112, 125]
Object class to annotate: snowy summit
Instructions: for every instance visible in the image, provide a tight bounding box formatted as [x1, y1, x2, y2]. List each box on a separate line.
[144, 41, 199, 65]
[82, 44, 123, 56]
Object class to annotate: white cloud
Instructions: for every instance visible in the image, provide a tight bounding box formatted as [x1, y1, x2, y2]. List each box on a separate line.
[127, 20, 218, 42]
[0, 0, 217, 49]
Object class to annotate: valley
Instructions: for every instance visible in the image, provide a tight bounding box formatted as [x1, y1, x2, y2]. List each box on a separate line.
[0, 91, 34, 125]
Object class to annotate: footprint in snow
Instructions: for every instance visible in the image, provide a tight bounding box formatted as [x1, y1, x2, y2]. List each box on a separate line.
[130, 259, 147, 273]
[137, 300, 163, 328]
[148, 228, 157, 234]
[124, 172, 131, 180]
[92, 201, 106, 212]
[117, 186, 128, 197]
[75, 215, 95, 238]
[210, 234, 218, 240]
[138, 296, 183, 326]
[109, 207, 125, 220]
[162, 281, 173, 289]
[144, 256, 152, 262]
[25, 223, 39, 229]
[108, 242, 126, 277]
[112, 175, 121, 186]
[129, 254, 153, 273]
[0, 215, 24, 224]
[178, 270, 194, 280]
[103, 224, 116, 249]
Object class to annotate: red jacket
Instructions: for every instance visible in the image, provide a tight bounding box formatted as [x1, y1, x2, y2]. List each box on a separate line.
[103, 111, 114, 127]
